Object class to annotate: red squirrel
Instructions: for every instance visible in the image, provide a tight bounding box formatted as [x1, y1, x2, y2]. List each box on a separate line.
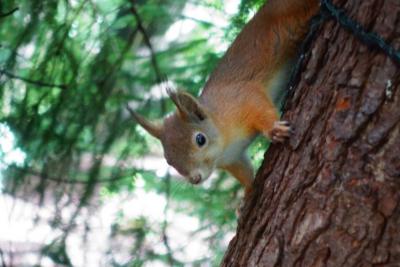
[128, 0, 319, 196]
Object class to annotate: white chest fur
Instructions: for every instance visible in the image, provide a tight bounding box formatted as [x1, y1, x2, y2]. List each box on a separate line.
[216, 137, 253, 166]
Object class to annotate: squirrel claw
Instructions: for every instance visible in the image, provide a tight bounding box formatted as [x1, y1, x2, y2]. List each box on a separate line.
[236, 200, 244, 218]
[269, 121, 292, 143]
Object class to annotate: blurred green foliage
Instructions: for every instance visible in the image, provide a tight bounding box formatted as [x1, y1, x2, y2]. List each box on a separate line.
[0, 0, 268, 266]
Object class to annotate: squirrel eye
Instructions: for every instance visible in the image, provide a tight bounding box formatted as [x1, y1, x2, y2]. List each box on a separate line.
[195, 133, 207, 147]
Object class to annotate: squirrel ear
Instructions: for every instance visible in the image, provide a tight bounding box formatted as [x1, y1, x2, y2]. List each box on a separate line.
[167, 88, 207, 122]
[126, 106, 163, 140]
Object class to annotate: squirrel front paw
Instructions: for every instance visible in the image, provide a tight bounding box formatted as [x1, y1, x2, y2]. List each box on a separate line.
[268, 121, 292, 143]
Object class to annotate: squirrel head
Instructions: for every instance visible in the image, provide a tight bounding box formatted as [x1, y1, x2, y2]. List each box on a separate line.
[128, 89, 221, 185]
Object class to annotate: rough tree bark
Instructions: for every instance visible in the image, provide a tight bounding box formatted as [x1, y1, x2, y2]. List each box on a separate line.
[222, 0, 400, 266]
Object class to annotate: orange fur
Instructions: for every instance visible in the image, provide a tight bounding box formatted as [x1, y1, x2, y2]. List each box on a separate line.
[221, 156, 254, 195]
[129, 0, 319, 195]
[199, 0, 319, 191]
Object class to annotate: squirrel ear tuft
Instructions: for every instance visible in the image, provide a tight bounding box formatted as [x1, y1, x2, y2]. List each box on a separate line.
[126, 105, 163, 139]
[167, 88, 207, 122]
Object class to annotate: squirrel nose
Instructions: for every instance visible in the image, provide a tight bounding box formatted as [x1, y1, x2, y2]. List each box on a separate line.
[190, 174, 202, 184]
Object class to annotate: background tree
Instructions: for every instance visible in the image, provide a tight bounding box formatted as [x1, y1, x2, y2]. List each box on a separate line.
[0, 0, 266, 266]
[222, 0, 400, 265]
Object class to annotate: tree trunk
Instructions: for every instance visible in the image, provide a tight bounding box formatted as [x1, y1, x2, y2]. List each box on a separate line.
[222, 0, 400, 266]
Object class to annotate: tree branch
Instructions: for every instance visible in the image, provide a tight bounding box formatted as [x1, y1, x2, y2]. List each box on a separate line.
[0, 7, 18, 18]
[129, 3, 168, 114]
[6, 165, 137, 185]
[0, 69, 68, 90]
[129, 3, 165, 84]
[162, 173, 175, 266]
[0, 247, 6, 267]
